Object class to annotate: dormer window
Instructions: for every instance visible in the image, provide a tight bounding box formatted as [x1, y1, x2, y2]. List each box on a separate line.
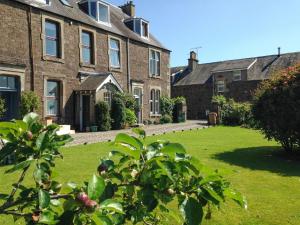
[79, 0, 110, 26]
[125, 18, 149, 39]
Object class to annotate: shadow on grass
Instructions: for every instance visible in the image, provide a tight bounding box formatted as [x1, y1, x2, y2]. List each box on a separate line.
[213, 146, 300, 176]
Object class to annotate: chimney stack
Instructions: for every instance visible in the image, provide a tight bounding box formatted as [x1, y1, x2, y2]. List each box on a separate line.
[188, 51, 199, 71]
[278, 47, 281, 57]
[120, 1, 135, 17]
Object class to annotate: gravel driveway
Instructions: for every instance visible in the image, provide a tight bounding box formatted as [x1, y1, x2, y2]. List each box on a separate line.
[68, 120, 208, 146]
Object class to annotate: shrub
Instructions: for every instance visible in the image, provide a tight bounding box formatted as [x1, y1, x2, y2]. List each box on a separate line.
[125, 108, 137, 126]
[20, 91, 40, 117]
[212, 95, 252, 126]
[160, 96, 174, 116]
[0, 116, 246, 225]
[111, 96, 126, 130]
[114, 92, 139, 112]
[0, 97, 6, 119]
[95, 101, 111, 131]
[252, 65, 300, 152]
[160, 114, 173, 124]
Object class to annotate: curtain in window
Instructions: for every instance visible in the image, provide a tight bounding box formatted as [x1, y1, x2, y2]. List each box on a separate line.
[46, 81, 59, 116]
[110, 39, 120, 68]
[45, 20, 59, 57]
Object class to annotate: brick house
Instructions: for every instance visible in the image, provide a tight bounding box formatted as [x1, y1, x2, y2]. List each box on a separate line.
[171, 50, 300, 119]
[0, 0, 170, 130]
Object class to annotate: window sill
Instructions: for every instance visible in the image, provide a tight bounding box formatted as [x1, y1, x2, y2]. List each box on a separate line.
[150, 114, 161, 118]
[80, 63, 96, 68]
[150, 75, 161, 79]
[43, 56, 65, 64]
[110, 67, 122, 73]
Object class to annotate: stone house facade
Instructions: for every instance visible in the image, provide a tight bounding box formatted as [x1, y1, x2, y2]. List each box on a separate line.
[0, 0, 170, 130]
[172, 50, 300, 119]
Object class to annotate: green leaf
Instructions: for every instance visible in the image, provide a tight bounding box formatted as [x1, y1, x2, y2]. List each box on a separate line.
[160, 143, 186, 158]
[180, 197, 204, 225]
[114, 133, 143, 150]
[88, 174, 105, 200]
[5, 159, 33, 174]
[156, 160, 175, 182]
[132, 128, 146, 139]
[99, 199, 124, 214]
[34, 168, 50, 185]
[23, 113, 39, 129]
[39, 189, 51, 209]
[203, 186, 223, 203]
[199, 175, 222, 185]
[92, 214, 112, 225]
[36, 131, 47, 151]
[39, 210, 59, 224]
[0, 143, 16, 162]
[224, 188, 248, 209]
[113, 145, 141, 160]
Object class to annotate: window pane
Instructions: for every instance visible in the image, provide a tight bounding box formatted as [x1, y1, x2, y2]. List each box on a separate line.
[45, 21, 58, 38]
[142, 22, 148, 37]
[110, 39, 119, 50]
[82, 32, 91, 47]
[0, 76, 7, 88]
[83, 48, 92, 64]
[99, 3, 109, 23]
[7, 77, 15, 89]
[110, 50, 120, 67]
[90, 1, 97, 18]
[47, 81, 58, 97]
[47, 99, 58, 115]
[46, 39, 58, 56]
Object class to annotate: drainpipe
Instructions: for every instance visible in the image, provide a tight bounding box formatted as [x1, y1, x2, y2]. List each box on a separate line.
[126, 38, 131, 92]
[27, 5, 35, 91]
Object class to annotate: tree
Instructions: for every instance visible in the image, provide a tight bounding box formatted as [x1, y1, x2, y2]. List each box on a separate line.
[111, 96, 126, 130]
[252, 65, 300, 152]
[0, 114, 246, 225]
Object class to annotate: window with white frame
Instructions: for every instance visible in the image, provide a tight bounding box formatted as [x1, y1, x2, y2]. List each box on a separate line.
[217, 80, 225, 93]
[81, 30, 94, 64]
[150, 50, 160, 77]
[109, 38, 121, 68]
[46, 81, 60, 116]
[150, 89, 160, 115]
[233, 70, 242, 81]
[45, 20, 60, 57]
[103, 91, 112, 106]
[98, 2, 109, 24]
[141, 21, 149, 38]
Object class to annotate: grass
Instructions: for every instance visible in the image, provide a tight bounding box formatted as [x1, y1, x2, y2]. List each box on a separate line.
[1, 126, 300, 225]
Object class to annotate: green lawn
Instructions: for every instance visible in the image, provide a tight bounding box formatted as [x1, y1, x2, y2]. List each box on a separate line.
[1, 127, 300, 225]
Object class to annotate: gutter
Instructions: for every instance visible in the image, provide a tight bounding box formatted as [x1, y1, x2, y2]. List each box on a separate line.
[27, 5, 35, 91]
[126, 38, 131, 92]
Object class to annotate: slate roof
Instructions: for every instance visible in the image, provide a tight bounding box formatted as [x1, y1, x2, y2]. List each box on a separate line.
[13, 0, 169, 51]
[173, 52, 300, 86]
[77, 73, 110, 91]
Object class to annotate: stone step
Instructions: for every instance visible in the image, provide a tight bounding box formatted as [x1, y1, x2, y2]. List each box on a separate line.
[57, 125, 75, 135]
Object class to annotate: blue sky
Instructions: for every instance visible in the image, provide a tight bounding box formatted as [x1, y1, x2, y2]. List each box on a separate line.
[110, 0, 300, 67]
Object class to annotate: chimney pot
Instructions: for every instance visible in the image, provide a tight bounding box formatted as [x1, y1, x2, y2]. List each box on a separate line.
[278, 47, 281, 56]
[120, 1, 135, 17]
[188, 51, 199, 71]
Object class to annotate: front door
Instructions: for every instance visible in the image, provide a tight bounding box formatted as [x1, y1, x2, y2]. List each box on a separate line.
[0, 75, 20, 121]
[133, 87, 143, 124]
[81, 95, 90, 131]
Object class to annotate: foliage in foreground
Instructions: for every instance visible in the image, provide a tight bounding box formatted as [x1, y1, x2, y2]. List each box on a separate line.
[0, 114, 246, 225]
[0, 97, 6, 118]
[212, 95, 253, 126]
[252, 65, 300, 152]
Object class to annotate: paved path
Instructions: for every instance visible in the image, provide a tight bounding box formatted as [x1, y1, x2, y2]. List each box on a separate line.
[68, 120, 208, 146]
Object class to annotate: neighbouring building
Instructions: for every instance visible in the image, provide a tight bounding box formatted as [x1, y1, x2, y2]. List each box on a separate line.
[0, 0, 170, 130]
[171, 49, 300, 119]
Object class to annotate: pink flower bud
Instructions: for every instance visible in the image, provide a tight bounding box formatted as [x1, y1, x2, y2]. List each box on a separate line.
[77, 192, 89, 202]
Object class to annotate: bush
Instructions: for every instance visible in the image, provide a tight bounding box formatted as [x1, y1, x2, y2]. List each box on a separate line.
[212, 95, 252, 126]
[252, 65, 300, 152]
[173, 96, 186, 123]
[0, 115, 246, 225]
[125, 108, 137, 126]
[20, 91, 40, 117]
[160, 96, 174, 116]
[95, 101, 111, 131]
[0, 97, 6, 119]
[114, 92, 139, 112]
[160, 114, 173, 124]
[111, 96, 126, 130]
